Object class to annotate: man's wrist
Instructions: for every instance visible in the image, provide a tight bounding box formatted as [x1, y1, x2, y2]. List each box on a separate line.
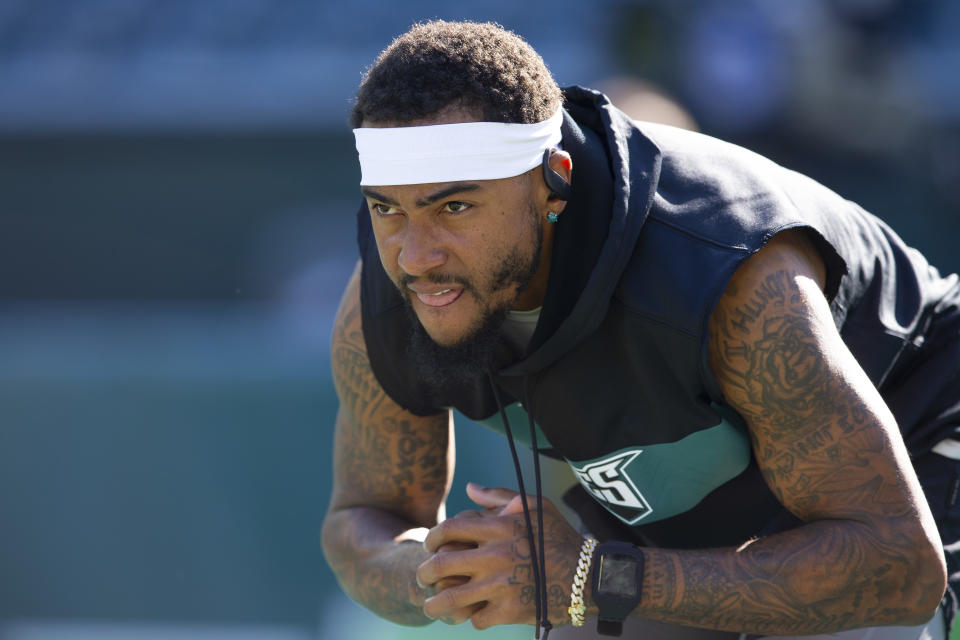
[590, 541, 646, 636]
[582, 567, 600, 619]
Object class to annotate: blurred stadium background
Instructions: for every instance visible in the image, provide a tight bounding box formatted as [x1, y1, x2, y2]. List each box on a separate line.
[0, 1, 957, 638]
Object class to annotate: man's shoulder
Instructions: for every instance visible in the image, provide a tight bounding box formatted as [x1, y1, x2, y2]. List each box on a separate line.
[634, 120, 775, 170]
[612, 210, 755, 337]
[330, 261, 367, 393]
[332, 261, 362, 338]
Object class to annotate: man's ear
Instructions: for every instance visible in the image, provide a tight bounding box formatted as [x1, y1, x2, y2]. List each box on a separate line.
[541, 148, 573, 208]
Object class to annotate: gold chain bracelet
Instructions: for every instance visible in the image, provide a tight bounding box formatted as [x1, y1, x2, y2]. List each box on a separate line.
[568, 537, 598, 627]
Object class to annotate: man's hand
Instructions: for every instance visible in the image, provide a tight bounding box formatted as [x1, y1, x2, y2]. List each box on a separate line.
[416, 483, 585, 630]
[408, 541, 475, 626]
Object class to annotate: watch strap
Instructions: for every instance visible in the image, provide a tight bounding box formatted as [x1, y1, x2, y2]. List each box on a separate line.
[597, 618, 624, 636]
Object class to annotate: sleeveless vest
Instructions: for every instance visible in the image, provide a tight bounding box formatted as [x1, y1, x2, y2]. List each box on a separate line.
[357, 86, 959, 548]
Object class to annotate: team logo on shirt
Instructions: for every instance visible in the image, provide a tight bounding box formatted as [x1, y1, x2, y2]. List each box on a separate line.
[570, 449, 652, 524]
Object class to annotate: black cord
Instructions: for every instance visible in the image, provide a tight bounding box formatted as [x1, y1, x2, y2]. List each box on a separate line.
[525, 377, 552, 639]
[488, 374, 543, 639]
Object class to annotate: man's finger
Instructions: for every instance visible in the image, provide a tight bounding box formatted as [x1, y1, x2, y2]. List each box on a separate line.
[425, 576, 479, 625]
[437, 540, 475, 552]
[423, 579, 488, 621]
[465, 483, 519, 509]
[409, 575, 469, 608]
[465, 483, 553, 517]
[499, 494, 534, 516]
[470, 598, 525, 630]
[435, 602, 485, 626]
[408, 581, 427, 609]
[423, 515, 509, 553]
[498, 493, 558, 516]
[417, 548, 483, 586]
[435, 575, 469, 591]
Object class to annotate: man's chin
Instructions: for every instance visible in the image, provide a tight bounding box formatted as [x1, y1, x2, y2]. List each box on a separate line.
[409, 299, 483, 348]
[417, 324, 471, 350]
[406, 304, 509, 391]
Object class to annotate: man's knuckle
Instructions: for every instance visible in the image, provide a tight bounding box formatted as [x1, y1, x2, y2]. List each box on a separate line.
[426, 589, 455, 617]
[430, 520, 454, 543]
[423, 531, 440, 550]
[431, 552, 452, 577]
[438, 517, 456, 533]
[415, 562, 433, 586]
[423, 598, 441, 619]
[440, 588, 460, 609]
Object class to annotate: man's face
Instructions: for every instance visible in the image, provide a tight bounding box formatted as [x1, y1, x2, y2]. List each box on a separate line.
[363, 171, 546, 348]
[358, 107, 566, 382]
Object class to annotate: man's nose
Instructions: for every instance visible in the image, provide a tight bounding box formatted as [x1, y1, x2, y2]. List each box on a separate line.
[397, 221, 446, 277]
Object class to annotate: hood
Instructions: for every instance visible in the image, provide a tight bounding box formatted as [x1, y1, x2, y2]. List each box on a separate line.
[498, 86, 662, 377]
[354, 87, 663, 420]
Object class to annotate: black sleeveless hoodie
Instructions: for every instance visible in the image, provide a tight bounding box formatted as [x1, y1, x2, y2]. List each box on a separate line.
[356, 86, 960, 550]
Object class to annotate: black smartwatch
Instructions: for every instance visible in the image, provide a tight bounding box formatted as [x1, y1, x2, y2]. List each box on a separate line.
[591, 540, 645, 636]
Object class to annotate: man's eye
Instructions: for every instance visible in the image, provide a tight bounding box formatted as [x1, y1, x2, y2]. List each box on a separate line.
[372, 203, 398, 216]
[444, 201, 471, 214]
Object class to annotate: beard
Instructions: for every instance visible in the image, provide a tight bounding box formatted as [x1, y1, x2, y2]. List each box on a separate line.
[401, 203, 543, 392]
[406, 302, 509, 393]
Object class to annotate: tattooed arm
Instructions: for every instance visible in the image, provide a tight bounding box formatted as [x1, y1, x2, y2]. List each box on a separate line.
[620, 230, 946, 634]
[321, 261, 455, 626]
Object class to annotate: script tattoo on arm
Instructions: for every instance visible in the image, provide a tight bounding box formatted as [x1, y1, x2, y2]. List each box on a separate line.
[506, 517, 582, 624]
[633, 232, 945, 634]
[322, 262, 453, 625]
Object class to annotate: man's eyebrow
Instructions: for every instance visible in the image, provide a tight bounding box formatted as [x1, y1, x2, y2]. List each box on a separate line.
[360, 187, 399, 206]
[360, 183, 483, 209]
[415, 183, 481, 208]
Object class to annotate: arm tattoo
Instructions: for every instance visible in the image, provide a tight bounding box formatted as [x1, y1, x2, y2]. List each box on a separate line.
[325, 515, 432, 625]
[507, 518, 583, 624]
[632, 265, 940, 634]
[323, 267, 452, 625]
[331, 286, 385, 424]
[329, 274, 449, 515]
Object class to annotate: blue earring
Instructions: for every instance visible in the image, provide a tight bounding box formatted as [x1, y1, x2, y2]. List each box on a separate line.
[546, 211, 559, 223]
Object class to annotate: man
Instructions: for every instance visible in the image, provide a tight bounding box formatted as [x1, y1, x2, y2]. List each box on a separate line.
[321, 20, 958, 640]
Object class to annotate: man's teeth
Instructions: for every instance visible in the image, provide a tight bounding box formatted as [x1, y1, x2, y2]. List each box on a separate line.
[427, 289, 452, 296]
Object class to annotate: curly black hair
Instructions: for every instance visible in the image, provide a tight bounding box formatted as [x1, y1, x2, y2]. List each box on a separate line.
[350, 20, 562, 128]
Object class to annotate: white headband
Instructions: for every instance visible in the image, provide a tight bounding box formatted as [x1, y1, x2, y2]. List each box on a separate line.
[354, 107, 564, 186]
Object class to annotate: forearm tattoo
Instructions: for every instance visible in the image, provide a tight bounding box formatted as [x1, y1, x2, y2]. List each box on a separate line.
[324, 271, 450, 625]
[632, 268, 939, 634]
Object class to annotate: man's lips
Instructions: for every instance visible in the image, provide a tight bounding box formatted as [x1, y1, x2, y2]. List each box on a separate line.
[410, 286, 464, 308]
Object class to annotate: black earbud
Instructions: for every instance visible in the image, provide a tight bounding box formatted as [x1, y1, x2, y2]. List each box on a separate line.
[541, 149, 572, 202]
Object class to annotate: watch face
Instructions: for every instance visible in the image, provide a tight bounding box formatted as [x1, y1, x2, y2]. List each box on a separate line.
[597, 554, 637, 597]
